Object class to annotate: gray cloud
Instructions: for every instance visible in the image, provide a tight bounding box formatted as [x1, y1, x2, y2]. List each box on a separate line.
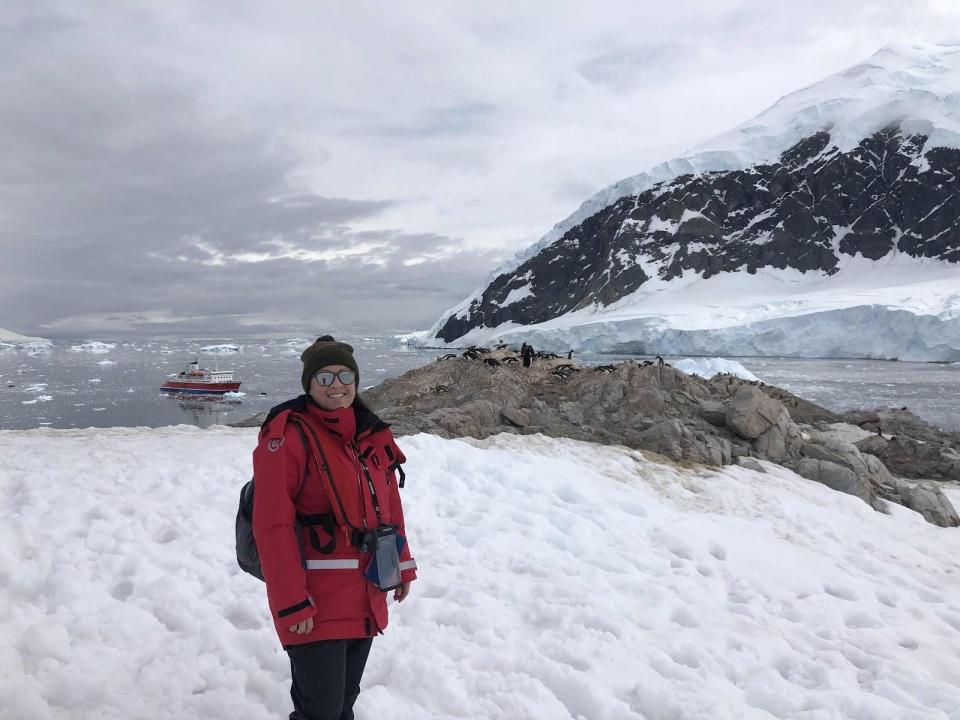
[1, 2, 956, 338]
[350, 102, 500, 138]
[577, 42, 695, 91]
[0, 6, 496, 337]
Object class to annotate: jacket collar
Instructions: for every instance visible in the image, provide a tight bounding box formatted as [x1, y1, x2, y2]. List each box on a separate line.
[303, 395, 389, 441]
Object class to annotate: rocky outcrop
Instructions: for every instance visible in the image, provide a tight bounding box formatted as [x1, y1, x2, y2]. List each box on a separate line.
[840, 407, 960, 447]
[855, 434, 960, 482]
[365, 352, 744, 466]
[236, 351, 959, 527]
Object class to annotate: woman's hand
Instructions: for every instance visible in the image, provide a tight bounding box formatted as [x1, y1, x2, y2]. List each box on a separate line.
[393, 581, 411, 603]
[289, 616, 314, 634]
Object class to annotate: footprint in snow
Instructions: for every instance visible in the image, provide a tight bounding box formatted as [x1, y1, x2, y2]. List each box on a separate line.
[110, 579, 134, 601]
[669, 607, 699, 628]
[709, 542, 727, 561]
[844, 611, 882, 629]
[937, 612, 960, 632]
[824, 584, 858, 601]
[915, 587, 945, 604]
[154, 526, 178, 544]
[876, 590, 899, 608]
[226, 605, 262, 631]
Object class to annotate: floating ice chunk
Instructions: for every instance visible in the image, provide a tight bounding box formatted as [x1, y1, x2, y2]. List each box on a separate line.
[200, 344, 241, 354]
[674, 357, 760, 381]
[68, 341, 116, 354]
[24, 383, 47, 393]
[222, 391, 246, 400]
[89, 378, 101, 383]
[22, 395, 53, 404]
[97, 360, 116, 366]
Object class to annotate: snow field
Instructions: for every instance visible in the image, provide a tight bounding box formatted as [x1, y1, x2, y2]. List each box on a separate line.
[1, 428, 959, 719]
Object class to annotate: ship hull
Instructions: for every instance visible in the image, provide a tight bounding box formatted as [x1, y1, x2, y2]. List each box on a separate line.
[160, 381, 242, 394]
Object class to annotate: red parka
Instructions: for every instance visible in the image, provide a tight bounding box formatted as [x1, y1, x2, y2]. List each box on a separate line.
[252, 398, 416, 646]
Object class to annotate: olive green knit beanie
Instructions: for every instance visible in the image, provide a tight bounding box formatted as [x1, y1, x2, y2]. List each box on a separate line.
[300, 335, 359, 392]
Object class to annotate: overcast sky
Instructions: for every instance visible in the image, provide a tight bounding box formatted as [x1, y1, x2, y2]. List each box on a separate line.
[1, 1, 957, 337]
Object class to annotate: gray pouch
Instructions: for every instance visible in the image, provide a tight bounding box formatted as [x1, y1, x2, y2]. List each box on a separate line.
[365, 525, 402, 591]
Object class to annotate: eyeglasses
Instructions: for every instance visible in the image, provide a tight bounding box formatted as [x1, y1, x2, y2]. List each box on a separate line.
[314, 370, 356, 386]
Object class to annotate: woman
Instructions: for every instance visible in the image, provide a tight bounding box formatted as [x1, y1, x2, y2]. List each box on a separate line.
[252, 336, 416, 720]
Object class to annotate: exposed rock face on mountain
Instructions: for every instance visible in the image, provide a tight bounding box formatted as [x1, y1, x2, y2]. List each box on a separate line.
[436, 129, 960, 344]
[353, 351, 959, 527]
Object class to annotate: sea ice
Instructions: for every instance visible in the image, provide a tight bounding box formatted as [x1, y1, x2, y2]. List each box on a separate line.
[67, 341, 116, 354]
[200, 344, 241, 354]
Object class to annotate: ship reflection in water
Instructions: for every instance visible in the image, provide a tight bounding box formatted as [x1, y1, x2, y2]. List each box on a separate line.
[171, 394, 244, 429]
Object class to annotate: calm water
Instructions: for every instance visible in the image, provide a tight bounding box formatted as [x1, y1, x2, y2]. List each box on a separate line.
[1, 336, 958, 431]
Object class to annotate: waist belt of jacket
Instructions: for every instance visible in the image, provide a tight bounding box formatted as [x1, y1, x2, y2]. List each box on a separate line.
[289, 411, 387, 546]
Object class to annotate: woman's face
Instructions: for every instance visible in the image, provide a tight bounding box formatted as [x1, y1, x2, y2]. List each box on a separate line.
[308, 363, 357, 411]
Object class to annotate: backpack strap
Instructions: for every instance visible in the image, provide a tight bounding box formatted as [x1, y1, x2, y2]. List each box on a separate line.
[290, 422, 310, 500]
[289, 412, 358, 531]
[287, 419, 337, 555]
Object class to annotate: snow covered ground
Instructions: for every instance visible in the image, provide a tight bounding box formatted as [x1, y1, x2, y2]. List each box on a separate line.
[2, 428, 960, 719]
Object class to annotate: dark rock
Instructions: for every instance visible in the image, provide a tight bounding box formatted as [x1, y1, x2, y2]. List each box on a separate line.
[901, 483, 960, 527]
[856, 435, 960, 482]
[737, 457, 767, 473]
[796, 458, 874, 505]
[698, 400, 728, 427]
[501, 407, 530, 428]
[726, 386, 788, 440]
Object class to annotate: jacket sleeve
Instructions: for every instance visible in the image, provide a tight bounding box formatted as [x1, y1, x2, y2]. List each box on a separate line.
[385, 435, 417, 583]
[252, 419, 316, 625]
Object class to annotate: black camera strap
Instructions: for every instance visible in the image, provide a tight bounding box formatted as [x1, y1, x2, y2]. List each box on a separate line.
[354, 443, 385, 528]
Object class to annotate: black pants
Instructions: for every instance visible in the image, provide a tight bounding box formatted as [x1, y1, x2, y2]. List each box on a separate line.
[285, 638, 373, 720]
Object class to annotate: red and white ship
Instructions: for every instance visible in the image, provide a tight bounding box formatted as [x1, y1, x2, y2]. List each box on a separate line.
[161, 359, 241, 395]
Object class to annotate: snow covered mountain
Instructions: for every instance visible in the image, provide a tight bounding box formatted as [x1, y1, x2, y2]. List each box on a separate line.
[425, 42, 960, 360]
